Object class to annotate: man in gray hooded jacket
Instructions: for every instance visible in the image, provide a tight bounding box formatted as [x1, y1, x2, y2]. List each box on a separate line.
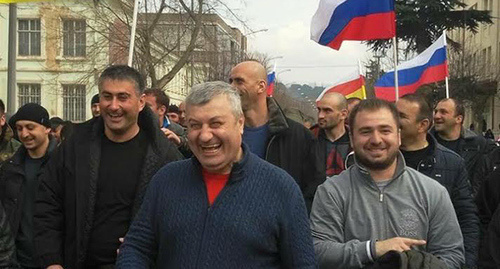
[310, 99, 464, 269]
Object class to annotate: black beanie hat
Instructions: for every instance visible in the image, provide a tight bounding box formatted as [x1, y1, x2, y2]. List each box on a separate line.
[91, 94, 100, 105]
[10, 103, 51, 128]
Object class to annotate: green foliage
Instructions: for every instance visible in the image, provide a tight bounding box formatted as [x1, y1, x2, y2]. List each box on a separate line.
[368, 0, 492, 54]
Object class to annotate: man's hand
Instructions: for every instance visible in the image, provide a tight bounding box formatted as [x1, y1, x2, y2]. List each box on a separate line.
[161, 128, 181, 146]
[47, 265, 64, 269]
[375, 237, 426, 257]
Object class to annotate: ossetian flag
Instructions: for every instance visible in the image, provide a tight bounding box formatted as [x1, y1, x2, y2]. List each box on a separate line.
[374, 32, 448, 101]
[311, 0, 395, 50]
[316, 69, 366, 101]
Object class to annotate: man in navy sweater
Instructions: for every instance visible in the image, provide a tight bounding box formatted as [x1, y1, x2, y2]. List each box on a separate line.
[116, 81, 316, 268]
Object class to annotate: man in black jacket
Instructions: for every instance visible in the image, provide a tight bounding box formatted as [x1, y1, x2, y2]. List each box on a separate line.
[0, 200, 15, 268]
[0, 103, 57, 268]
[396, 94, 479, 268]
[431, 98, 490, 196]
[229, 61, 323, 211]
[311, 92, 351, 177]
[34, 65, 183, 269]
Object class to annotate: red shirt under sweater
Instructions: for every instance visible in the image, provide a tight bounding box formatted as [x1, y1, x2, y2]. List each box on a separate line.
[202, 169, 230, 206]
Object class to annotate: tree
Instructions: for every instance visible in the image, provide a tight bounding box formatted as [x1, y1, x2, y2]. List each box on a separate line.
[62, 0, 247, 91]
[368, 0, 492, 54]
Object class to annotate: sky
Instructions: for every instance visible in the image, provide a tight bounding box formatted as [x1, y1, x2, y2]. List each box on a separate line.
[225, 0, 372, 87]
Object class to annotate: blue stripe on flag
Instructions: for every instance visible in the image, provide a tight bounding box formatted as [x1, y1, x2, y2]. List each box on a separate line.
[374, 47, 447, 87]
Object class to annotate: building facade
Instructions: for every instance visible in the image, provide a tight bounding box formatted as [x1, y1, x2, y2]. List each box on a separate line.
[0, 0, 215, 120]
[0, 1, 108, 121]
[450, 0, 500, 133]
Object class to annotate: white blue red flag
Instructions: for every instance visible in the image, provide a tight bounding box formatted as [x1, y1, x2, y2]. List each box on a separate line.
[374, 32, 448, 101]
[267, 65, 276, 96]
[311, 0, 395, 50]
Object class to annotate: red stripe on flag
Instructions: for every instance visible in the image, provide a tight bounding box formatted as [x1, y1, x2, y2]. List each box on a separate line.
[375, 63, 448, 101]
[327, 11, 396, 50]
[325, 76, 365, 96]
[267, 83, 275, 96]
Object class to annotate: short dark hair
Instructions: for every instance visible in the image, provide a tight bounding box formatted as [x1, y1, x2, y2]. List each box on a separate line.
[348, 98, 400, 131]
[49, 117, 65, 129]
[400, 93, 433, 127]
[437, 98, 465, 123]
[98, 65, 145, 95]
[347, 97, 362, 105]
[169, 104, 179, 114]
[0, 99, 4, 115]
[144, 88, 170, 109]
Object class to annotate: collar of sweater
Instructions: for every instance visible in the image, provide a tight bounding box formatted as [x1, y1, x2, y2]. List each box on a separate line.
[191, 142, 252, 184]
[353, 151, 407, 186]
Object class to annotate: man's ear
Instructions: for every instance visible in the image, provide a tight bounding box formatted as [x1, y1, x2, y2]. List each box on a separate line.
[257, 79, 267, 94]
[159, 104, 167, 116]
[340, 108, 348, 120]
[138, 94, 146, 112]
[0, 114, 5, 127]
[418, 119, 431, 133]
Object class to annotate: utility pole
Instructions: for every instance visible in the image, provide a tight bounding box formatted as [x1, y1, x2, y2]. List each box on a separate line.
[7, 3, 17, 115]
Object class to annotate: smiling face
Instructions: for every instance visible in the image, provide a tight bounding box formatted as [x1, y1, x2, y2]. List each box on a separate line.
[396, 99, 422, 142]
[229, 62, 267, 111]
[99, 79, 145, 141]
[15, 120, 50, 153]
[434, 99, 462, 133]
[186, 94, 244, 174]
[351, 108, 400, 171]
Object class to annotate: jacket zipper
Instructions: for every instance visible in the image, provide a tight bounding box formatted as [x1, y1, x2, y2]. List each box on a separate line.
[265, 135, 277, 161]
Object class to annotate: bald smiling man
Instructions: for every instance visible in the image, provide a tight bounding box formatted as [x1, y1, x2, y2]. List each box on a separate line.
[229, 61, 323, 212]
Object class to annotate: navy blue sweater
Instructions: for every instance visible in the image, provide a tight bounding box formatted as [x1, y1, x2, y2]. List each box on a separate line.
[116, 145, 316, 268]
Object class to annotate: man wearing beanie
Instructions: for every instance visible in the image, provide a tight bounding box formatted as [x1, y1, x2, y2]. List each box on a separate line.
[91, 93, 100, 118]
[34, 65, 183, 269]
[0, 99, 21, 166]
[0, 103, 58, 268]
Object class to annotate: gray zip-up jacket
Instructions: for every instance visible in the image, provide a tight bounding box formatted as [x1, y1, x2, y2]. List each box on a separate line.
[310, 152, 465, 269]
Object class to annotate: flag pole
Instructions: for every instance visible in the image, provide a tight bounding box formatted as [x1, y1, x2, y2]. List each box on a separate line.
[443, 30, 450, 98]
[128, 0, 140, 67]
[393, 36, 399, 101]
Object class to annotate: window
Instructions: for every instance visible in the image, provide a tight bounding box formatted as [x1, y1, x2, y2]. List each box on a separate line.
[18, 84, 41, 107]
[63, 84, 86, 121]
[18, 19, 41, 56]
[63, 19, 86, 57]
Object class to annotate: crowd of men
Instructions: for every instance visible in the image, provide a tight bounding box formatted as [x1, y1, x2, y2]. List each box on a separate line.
[0, 61, 498, 268]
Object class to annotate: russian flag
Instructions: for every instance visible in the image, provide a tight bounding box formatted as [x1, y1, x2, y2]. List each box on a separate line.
[311, 0, 395, 50]
[374, 32, 448, 101]
[267, 71, 276, 96]
[316, 69, 366, 101]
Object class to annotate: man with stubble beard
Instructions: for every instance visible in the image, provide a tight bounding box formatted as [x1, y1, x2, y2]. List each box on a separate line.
[310, 99, 464, 269]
